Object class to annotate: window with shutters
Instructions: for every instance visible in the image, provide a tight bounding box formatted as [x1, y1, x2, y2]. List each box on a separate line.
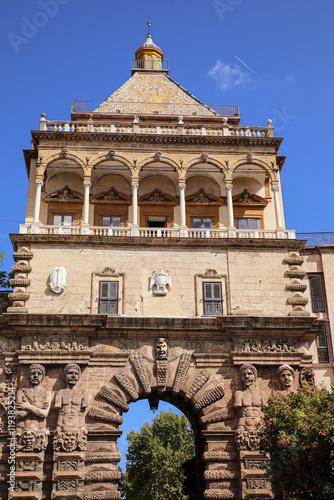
[99, 281, 118, 315]
[316, 325, 331, 364]
[309, 275, 326, 313]
[203, 282, 223, 316]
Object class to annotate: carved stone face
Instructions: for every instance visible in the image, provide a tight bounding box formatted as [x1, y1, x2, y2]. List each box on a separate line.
[29, 367, 44, 386]
[21, 430, 37, 450]
[63, 432, 77, 452]
[279, 369, 293, 388]
[241, 368, 256, 388]
[155, 338, 168, 360]
[65, 365, 80, 386]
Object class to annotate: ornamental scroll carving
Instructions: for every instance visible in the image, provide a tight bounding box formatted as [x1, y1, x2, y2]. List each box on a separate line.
[233, 337, 296, 353]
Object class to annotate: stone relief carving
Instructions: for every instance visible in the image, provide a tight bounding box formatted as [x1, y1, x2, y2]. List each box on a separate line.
[155, 337, 168, 360]
[114, 371, 139, 401]
[129, 352, 151, 395]
[300, 366, 316, 391]
[16, 364, 51, 452]
[184, 371, 210, 401]
[150, 268, 172, 295]
[118, 339, 139, 352]
[233, 337, 296, 353]
[234, 364, 266, 451]
[22, 335, 88, 351]
[172, 353, 192, 395]
[277, 364, 295, 392]
[98, 386, 129, 412]
[155, 338, 168, 392]
[194, 386, 225, 411]
[49, 266, 67, 294]
[54, 364, 88, 452]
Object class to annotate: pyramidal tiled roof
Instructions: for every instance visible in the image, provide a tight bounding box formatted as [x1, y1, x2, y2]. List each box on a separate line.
[94, 72, 217, 117]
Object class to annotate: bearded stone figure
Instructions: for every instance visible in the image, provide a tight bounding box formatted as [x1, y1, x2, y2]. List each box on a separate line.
[54, 363, 88, 453]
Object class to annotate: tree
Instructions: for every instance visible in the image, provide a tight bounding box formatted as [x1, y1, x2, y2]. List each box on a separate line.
[259, 386, 334, 499]
[121, 410, 196, 500]
[0, 253, 12, 314]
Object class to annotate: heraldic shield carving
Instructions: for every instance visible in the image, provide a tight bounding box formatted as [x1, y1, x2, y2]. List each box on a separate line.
[150, 267, 172, 295]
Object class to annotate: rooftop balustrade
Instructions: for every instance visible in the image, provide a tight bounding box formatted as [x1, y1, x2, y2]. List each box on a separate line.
[39, 117, 273, 137]
[19, 224, 295, 240]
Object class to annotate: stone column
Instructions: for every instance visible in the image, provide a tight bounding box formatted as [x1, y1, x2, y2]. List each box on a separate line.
[225, 183, 236, 237]
[272, 184, 283, 229]
[33, 179, 43, 225]
[82, 178, 91, 226]
[178, 182, 187, 237]
[130, 181, 139, 236]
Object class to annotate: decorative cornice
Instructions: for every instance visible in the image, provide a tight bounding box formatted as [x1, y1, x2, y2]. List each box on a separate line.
[0, 313, 326, 341]
[10, 233, 306, 252]
[31, 130, 283, 151]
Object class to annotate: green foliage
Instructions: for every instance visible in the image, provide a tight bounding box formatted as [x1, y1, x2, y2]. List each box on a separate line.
[259, 386, 334, 499]
[0, 254, 13, 314]
[121, 410, 196, 500]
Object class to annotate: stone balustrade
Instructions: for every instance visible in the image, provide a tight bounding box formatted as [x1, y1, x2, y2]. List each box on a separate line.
[19, 224, 295, 239]
[40, 117, 273, 137]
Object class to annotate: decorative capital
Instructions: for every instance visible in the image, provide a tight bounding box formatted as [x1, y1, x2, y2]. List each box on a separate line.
[271, 184, 280, 193]
[132, 181, 139, 190]
[225, 184, 233, 192]
[178, 182, 186, 191]
[83, 179, 91, 188]
[36, 179, 43, 187]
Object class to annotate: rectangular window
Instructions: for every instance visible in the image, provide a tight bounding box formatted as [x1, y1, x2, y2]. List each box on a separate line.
[236, 218, 259, 230]
[309, 275, 326, 313]
[203, 282, 223, 315]
[99, 281, 118, 315]
[316, 325, 330, 363]
[191, 217, 213, 229]
[51, 213, 75, 225]
[99, 215, 123, 227]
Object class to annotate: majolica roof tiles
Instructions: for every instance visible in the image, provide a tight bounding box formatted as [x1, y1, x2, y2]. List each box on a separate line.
[95, 72, 217, 116]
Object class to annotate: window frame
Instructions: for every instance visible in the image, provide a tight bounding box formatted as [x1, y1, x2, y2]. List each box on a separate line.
[91, 270, 124, 315]
[51, 213, 75, 226]
[99, 214, 124, 227]
[98, 281, 119, 315]
[235, 217, 260, 230]
[202, 281, 223, 316]
[308, 274, 326, 313]
[195, 272, 228, 316]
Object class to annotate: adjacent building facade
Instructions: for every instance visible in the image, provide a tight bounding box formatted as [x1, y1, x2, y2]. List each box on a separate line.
[0, 28, 327, 500]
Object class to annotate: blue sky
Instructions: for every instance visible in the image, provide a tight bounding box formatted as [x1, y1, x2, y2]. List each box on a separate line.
[1, 0, 334, 464]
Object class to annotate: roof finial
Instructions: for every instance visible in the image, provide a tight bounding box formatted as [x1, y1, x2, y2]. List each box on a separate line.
[147, 21, 151, 36]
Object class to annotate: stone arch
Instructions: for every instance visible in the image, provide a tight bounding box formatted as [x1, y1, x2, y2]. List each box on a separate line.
[138, 154, 180, 173]
[93, 153, 133, 171]
[186, 157, 226, 180]
[231, 158, 275, 182]
[40, 154, 86, 177]
[87, 347, 236, 500]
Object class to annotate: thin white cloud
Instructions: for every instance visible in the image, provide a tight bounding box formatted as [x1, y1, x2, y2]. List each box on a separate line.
[208, 60, 253, 90]
[284, 74, 295, 82]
